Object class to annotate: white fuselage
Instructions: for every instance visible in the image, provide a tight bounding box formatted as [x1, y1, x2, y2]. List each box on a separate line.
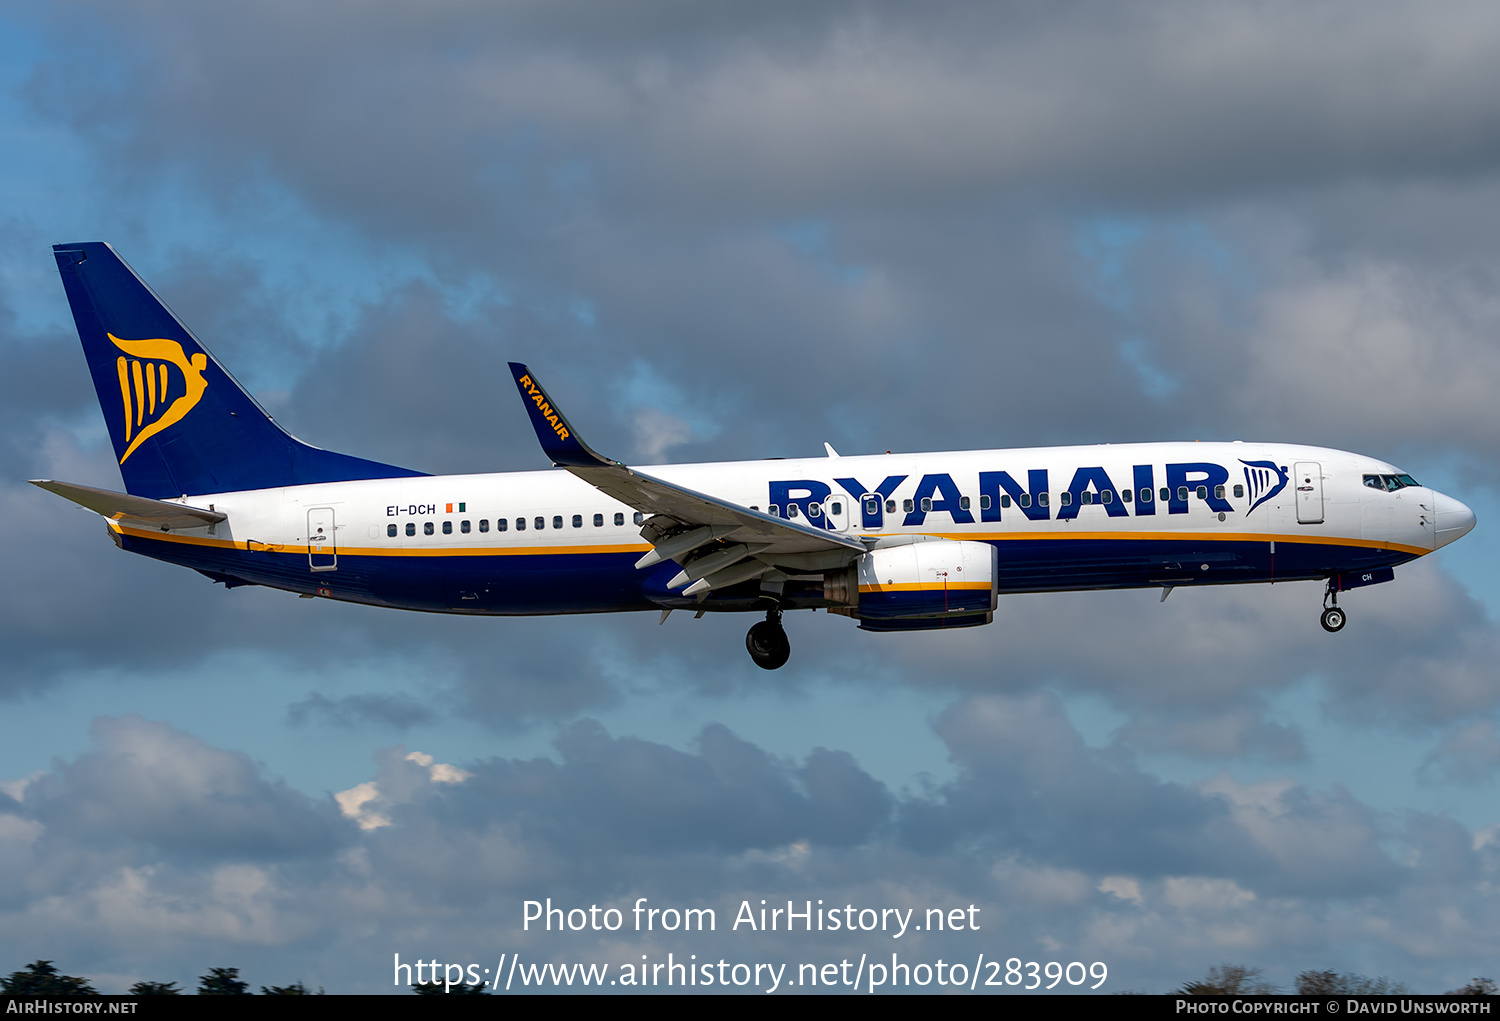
[105, 441, 1469, 616]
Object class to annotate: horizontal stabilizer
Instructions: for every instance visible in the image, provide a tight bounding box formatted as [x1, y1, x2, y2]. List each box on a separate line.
[31, 479, 226, 529]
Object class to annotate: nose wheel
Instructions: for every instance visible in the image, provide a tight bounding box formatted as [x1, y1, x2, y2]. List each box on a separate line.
[746, 608, 791, 670]
[1320, 580, 1347, 633]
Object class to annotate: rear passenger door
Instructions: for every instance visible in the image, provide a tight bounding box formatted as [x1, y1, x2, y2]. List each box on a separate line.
[308, 507, 337, 571]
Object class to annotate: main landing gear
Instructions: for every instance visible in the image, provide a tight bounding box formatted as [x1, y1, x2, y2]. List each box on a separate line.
[1321, 580, 1347, 633]
[746, 607, 791, 670]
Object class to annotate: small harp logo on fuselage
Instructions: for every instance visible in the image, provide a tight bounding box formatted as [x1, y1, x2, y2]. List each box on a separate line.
[1240, 458, 1290, 515]
[108, 333, 209, 465]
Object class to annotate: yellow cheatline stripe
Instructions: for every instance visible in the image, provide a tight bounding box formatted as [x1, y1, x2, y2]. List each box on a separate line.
[926, 530, 1429, 557]
[111, 522, 1426, 559]
[859, 582, 992, 593]
[343, 543, 652, 558]
[110, 523, 651, 557]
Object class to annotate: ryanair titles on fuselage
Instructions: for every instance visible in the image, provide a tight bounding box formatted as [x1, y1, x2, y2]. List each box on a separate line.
[768, 458, 1288, 529]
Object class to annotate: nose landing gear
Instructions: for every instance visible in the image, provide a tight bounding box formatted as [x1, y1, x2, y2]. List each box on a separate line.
[1321, 580, 1347, 633]
[746, 607, 791, 670]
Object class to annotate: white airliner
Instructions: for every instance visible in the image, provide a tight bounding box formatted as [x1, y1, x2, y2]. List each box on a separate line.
[35, 243, 1476, 668]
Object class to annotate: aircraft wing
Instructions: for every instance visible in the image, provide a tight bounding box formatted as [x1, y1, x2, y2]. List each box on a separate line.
[32, 479, 227, 530]
[509, 364, 864, 593]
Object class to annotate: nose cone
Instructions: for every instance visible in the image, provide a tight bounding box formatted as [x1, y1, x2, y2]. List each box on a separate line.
[1433, 491, 1477, 548]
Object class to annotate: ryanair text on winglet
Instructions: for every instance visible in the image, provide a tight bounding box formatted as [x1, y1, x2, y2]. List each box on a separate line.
[518, 374, 570, 442]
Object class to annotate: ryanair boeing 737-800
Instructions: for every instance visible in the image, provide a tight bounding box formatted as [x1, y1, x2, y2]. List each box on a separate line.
[35, 243, 1476, 669]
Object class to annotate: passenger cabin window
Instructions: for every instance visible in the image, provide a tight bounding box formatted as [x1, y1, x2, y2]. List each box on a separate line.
[461, 520, 471, 533]
[1196, 486, 1208, 500]
[830, 501, 842, 515]
[1000, 494, 1011, 508]
[1060, 492, 1072, 507]
[614, 513, 624, 526]
[1080, 491, 1092, 505]
[1019, 494, 1030, 508]
[1214, 485, 1225, 500]
[1176, 487, 1188, 501]
[406, 523, 415, 536]
[865, 497, 880, 515]
[920, 498, 931, 512]
[885, 500, 896, 514]
[480, 519, 491, 532]
[442, 521, 453, 534]
[424, 522, 434, 535]
[572, 514, 582, 528]
[387, 524, 397, 537]
[1233, 485, 1244, 498]
[788, 504, 800, 518]
[633, 512, 644, 525]
[535, 516, 545, 530]
[978, 495, 991, 511]
[903, 499, 913, 513]
[1139, 488, 1151, 503]
[1101, 490, 1112, 504]
[516, 518, 526, 531]
[594, 513, 603, 527]
[1160, 487, 1171, 502]
[959, 496, 970, 510]
[1038, 493, 1049, 507]
[768, 505, 779, 517]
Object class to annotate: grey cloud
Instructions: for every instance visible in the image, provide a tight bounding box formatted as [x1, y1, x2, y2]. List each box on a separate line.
[438, 719, 893, 854]
[1117, 709, 1307, 765]
[1420, 721, 1500, 785]
[901, 693, 1280, 884]
[286, 692, 437, 731]
[277, 281, 560, 475]
[22, 716, 345, 859]
[35, 2, 1500, 222]
[1084, 212, 1500, 471]
[3, 708, 1494, 992]
[865, 560, 1500, 731]
[11, 0, 1500, 997]
[28, 2, 1500, 474]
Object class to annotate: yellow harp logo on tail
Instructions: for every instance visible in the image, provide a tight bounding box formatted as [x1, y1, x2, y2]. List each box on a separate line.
[107, 333, 209, 465]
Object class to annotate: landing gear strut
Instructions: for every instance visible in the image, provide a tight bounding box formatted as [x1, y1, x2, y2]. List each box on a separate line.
[746, 607, 791, 670]
[1321, 580, 1347, 633]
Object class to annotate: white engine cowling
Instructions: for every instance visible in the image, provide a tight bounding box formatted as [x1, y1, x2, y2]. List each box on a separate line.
[854, 539, 998, 621]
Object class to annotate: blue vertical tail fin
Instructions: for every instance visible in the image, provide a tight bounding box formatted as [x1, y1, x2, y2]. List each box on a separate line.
[53, 242, 425, 498]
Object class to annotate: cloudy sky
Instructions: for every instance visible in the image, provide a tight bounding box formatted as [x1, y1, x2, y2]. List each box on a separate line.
[3, 0, 1499, 994]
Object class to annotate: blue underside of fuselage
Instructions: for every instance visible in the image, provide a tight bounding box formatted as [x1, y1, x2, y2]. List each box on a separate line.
[118, 532, 1419, 616]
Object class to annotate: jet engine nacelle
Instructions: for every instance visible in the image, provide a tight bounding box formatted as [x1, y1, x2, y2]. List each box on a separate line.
[840, 539, 997, 630]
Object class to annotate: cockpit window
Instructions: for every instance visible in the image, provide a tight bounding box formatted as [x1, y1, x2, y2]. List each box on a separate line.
[1363, 473, 1420, 492]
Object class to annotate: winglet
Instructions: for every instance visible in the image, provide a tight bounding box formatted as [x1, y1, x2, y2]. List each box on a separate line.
[508, 363, 617, 468]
